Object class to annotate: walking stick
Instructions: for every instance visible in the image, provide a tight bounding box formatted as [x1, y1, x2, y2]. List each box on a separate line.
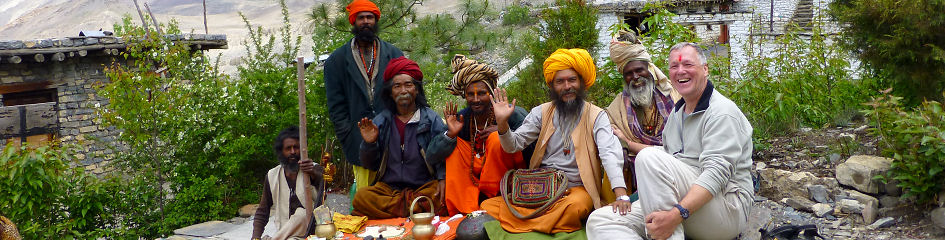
[296, 56, 315, 222]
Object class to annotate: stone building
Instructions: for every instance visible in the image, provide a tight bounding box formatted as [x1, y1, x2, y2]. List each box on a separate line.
[0, 33, 226, 173]
[594, 0, 841, 78]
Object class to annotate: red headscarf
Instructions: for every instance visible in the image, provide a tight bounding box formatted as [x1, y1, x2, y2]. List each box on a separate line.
[384, 57, 423, 83]
[346, 0, 381, 25]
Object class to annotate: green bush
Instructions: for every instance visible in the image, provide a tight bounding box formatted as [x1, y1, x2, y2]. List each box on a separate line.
[864, 91, 945, 203]
[502, 4, 536, 26]
[829, 0, 945, 105]
[505, 0, 599, 109]
[0, 144, 119, 239]
[714, 23, 880, 137]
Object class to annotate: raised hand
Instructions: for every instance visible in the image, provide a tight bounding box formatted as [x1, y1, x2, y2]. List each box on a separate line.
[491, 88, 516, 124]
[358, 117, 379, 143]
[444, 101, 464, 138]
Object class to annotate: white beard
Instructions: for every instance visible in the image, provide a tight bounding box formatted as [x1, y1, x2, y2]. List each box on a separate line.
[625, 76, 655, 108]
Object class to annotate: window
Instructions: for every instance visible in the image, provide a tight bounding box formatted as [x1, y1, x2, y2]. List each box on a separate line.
[1, 84, 58, 147]
[623, 13, 652, 36]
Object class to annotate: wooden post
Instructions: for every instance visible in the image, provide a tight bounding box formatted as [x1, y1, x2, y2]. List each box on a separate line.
[132, 0, 150, 38]
[144, 2, 164, 36]
[296, 57, 315, 217]
[203, 0, 209, 34]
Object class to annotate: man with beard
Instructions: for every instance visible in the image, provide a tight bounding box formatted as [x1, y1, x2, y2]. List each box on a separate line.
[480, 49, 627, 234]
[586, 43, 753, 240]
[352, 57, 452, 218]
[252, 126, 326, 240]
[598, 30, 680, 208]
[440, 54, 530, 215]
[324, 0, 404, 192]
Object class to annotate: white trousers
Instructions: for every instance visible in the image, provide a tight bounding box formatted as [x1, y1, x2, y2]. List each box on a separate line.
[586, 147, 749, 240]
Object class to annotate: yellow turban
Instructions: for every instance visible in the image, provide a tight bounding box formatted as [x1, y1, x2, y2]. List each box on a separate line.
[543, 48, 596, 88]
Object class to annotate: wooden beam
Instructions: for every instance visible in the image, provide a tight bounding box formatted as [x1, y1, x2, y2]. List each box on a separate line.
[132, 0, 150, 38]
[77, 50, 88, 57]
[7, 56, 21, 64]
[33, 54, 45, 63]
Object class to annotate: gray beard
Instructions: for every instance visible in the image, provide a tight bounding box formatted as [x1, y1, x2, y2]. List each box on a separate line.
[625, 76, 655, 108]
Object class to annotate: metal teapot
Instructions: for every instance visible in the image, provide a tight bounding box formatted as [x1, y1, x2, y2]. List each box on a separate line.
[409, 196, 436, 240]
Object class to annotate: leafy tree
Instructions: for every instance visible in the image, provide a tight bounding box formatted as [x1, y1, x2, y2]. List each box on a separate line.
[829, 0, 945, 104]
[307, 0, 515, 111]
[505, 0, 599, 109]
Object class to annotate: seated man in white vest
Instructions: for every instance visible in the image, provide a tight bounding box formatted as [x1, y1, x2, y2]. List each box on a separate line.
[586, 42, 754, 240]
[477, 48, 628, 234]
[252, 126, 325, 240]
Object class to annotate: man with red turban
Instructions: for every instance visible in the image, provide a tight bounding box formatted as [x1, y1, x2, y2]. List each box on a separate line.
[352, 57, 451, 218]
[325, 0, 404, 193]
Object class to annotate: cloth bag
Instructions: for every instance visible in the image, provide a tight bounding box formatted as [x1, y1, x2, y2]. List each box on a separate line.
[499, 168, 569, 219]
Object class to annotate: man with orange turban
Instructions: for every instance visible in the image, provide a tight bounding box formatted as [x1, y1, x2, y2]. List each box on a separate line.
[352, 57, 451, 219]
[325, 0, 404, 193]
[479, 49, 628, 234]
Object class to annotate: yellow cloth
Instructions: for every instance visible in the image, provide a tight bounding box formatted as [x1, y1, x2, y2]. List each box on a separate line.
[352, 165, 376, 191]
[446, 54, 499, 96]
[333, 212, 369, 233]
[543, 48, 596, 88]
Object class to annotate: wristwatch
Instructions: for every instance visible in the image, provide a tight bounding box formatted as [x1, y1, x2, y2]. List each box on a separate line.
[616, 195, 631, 202]
[673, 204, 690, 219]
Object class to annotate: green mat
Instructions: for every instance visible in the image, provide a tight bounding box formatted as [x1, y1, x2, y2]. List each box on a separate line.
[483, 220, 588, 240]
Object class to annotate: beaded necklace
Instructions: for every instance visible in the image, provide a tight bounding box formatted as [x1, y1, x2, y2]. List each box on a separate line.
[468, 113, 494, 186]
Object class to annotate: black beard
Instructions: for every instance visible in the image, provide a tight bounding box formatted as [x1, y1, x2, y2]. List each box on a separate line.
[278, 153, 300, 172]
[550, 88, 586, 117]
[468, 102, 490, 115]
[351, 24, 378, 43]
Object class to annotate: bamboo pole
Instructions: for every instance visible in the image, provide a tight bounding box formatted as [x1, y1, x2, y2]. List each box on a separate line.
[132, 0, 150, 38]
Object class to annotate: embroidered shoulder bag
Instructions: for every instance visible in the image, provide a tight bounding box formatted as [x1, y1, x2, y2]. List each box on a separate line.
[499, 168, 569, 219]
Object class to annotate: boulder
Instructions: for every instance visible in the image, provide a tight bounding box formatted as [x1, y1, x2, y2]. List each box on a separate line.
[867, 217, 896, 230]
[879, 205, 916, 219]
[760, 169, 835, 201]
[932, 207, 945, 229]
[239, 204, 258, 218]
[812, 203, 833, 218]
[863, 200, 878, 224]
[844, 190, 879, 210]
[835, 155, 893, 194]
[781, 197, 815, 213]
[883, 179, 902, 197]
[808, 185, 831, 203]
[879, 196, 900, 208]
[838, 199, 865, 214]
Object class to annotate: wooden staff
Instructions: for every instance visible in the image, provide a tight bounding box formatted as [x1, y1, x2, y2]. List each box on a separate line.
[296, 57, 315, 220]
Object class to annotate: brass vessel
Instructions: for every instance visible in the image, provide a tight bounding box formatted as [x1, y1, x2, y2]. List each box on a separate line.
[409, 196, 436, 240]
[314, 222, 336, 238]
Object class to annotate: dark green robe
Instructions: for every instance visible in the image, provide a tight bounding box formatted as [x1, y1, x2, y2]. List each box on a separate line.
[324, 37, 403, 166]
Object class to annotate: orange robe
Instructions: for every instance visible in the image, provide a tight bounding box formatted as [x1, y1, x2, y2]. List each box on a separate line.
[479, 186, 593, 234]
[351, 180, 446, 219]
[445, 132, 525, 215]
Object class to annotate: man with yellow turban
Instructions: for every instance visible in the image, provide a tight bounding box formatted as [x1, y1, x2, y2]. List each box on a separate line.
[325, 0, 404, 193]
[479, 48, 628, 234]
[440, 54, 531, 216]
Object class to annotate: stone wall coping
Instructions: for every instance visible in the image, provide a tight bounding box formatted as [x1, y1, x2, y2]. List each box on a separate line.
[0, 34, 227, 58]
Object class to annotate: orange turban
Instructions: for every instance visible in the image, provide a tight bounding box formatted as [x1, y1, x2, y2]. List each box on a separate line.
[543, 48, 596, 88]
[346, 0, 381, 25]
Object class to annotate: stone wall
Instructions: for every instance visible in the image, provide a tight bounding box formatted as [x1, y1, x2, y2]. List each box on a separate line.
[1, 55, 121, 174]
[593, 0, 854, 79]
